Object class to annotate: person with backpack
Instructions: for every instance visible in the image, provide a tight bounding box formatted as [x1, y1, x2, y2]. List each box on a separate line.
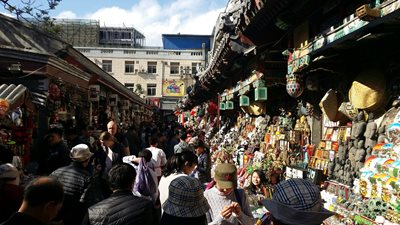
[204, 163, 253, 225]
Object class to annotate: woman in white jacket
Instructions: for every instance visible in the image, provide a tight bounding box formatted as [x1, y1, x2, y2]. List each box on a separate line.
[159, 151, 198, 207]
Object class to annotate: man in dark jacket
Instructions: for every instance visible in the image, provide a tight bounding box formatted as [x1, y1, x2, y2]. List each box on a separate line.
[1, 176, 64, 225]
[107, 121, 130, 156]
[82, 163, 156, 225]
[50, 144, 93, 225]
[38, 128, 70, 175]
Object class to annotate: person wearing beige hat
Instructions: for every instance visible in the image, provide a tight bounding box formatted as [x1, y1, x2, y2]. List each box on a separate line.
[204, 163, 253, 225]
[50, 144, 93, 225]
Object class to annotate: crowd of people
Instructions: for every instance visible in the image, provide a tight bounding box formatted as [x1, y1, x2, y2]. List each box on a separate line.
[0, 120, 335, 225]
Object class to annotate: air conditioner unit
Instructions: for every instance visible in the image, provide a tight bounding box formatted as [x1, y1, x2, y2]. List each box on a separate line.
[134, 69, 139, 74]
[255, 87, 267, 101]
[141, 69, 146, 73]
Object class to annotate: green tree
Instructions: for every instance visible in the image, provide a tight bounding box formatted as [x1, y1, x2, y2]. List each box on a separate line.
[135, 84, 144, 95]
[1, 0, 62, 34]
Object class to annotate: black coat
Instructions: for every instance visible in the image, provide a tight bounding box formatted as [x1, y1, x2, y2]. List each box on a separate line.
[50, 162, 92, 200]
[38, 141, 71, 175]
[93, 144, 123, 177]
[83, 190, 157, 225]
[50, 162, 92, 225]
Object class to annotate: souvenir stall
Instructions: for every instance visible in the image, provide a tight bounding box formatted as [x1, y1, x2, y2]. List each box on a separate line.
[279, 0, 400, 223]
[180, 0, 400, 223]
[0, 85, 36, 168]
[189, 73, 316, 223]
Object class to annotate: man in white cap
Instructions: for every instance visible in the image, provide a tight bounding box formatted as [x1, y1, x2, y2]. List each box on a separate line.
[50, 144, 93, 225]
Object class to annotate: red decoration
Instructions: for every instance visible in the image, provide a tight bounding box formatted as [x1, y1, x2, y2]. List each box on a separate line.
[207, 102, 218, 115]
[225, 174, 231, 181]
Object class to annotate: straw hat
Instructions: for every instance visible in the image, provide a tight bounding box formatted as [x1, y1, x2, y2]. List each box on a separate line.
[163, 176, 210, 217]
[348, 69, 386, 110]
[262, 179, 334, 225]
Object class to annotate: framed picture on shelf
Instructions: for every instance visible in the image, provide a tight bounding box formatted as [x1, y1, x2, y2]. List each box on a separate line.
[337, 127, 342, 141]
[329, 150, 336, 161]
[325, 141, 332, 150]
[345, 127, 352, 140]
[331, 141, 339, 151]
[331, 128, 339, 142]
[318, 141, 326, 150]
[324, 127, 334, 140]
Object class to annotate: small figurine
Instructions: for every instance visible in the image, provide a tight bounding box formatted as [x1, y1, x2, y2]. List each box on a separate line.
[377, 125, 386, 143]
[354, 111, 367, 140]
[364, 112, 378, 148]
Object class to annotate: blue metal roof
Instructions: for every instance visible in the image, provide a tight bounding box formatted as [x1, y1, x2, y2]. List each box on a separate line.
[162, 34, 211, 50]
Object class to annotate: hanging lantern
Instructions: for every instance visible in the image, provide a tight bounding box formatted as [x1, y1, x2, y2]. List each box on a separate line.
[255, 87, 267, 101]
[219, 102, 226, 110]
[226, 101, 234, 110]
[239, 95, 250, 106]
[286, 74, 304, 98]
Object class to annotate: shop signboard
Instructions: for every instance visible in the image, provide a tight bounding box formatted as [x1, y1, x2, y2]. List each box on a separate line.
[109, 94, 118, 106]
[162, 80, 185, 97]
[88, 85, 100, 102]
[122, 100, 130, 110]
[286, 166, 307, 180]
[307, 168, 324, 184]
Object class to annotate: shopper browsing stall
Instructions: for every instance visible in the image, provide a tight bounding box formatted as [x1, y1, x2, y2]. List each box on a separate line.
[193, 139, 211, 184]
[204, 163, 253, 225]
[159, 151, 198, 207]
[261, 178, 334, 225]
[246, 169, 271, 207]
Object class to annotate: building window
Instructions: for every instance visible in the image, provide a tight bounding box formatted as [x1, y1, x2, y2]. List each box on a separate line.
[101, 49, 113, 54]
[80, 49, 90, 53]
[191, 52, 202, 56]
[125, 61, 135, 74]
[192, 63, 199, 75]
[146, 51, 158, 55]
[123, 50, 136, 54]
[170, 62, 180, 75]
[147, 84, 156, 96]
[102, 60, 112, 72]
[147, 62, 157, 74]
[125, 83, 135, 92]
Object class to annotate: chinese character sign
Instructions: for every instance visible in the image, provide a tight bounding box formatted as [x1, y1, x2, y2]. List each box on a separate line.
[162, 80, 185, 97]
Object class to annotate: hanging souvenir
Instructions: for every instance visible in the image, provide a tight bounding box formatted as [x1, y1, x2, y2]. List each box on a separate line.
[286, 74, 304, 98]
[0, 99, 9, 118]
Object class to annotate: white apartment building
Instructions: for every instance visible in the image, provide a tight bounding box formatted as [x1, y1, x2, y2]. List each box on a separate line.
[76, 46, 206, 110]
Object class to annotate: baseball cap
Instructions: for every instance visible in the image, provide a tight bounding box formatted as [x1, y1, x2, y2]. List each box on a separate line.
[214, 163, 237, 189]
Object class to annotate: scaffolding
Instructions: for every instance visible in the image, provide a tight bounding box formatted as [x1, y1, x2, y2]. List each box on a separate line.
[53, 19, 146, 48]
[99, 27, 145, 48]
[55, 19, 100, 47]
